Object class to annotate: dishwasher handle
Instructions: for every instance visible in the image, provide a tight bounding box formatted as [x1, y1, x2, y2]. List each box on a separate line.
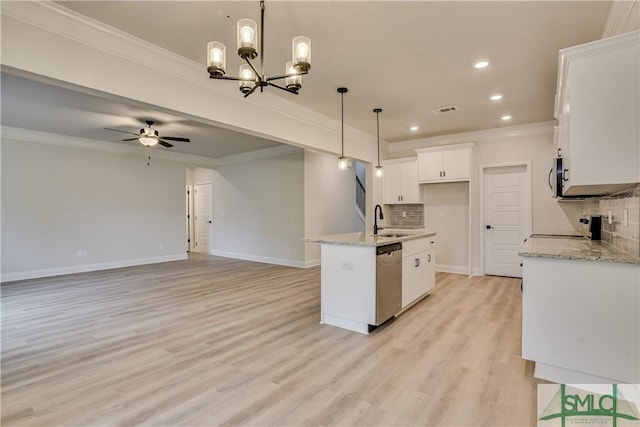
[376, 243, 402, 256]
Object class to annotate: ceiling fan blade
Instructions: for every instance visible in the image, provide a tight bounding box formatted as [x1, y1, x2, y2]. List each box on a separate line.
[105, 127, 139, 136]
[121, 137, 140, 142]
[158, 140, 173, 148]
[161, 136, 190, 143]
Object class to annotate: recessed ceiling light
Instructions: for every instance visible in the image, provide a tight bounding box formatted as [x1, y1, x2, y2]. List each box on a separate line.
[473, 60, 489, 69]
[501, 115, 512, 121]
[410, 126, 419, 131]
[490, 94, 503, 101]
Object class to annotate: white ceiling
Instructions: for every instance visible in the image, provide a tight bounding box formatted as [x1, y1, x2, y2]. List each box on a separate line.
[2, 1, 613, 158]
[0, 73, 283, 158]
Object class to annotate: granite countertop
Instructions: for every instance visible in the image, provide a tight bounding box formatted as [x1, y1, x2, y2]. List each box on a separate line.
[519, 235, 640, 265]
[302, 230, 437, 247]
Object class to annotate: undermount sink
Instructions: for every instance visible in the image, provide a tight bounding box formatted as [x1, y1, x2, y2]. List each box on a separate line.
[377, 233, 409, 238]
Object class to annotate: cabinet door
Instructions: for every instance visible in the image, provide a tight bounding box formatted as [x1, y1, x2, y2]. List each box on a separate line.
[382, 163, 404, 204]
[566, 44, 639, 191]
[424, 248, 435, 294]
[442, 149, 470, 181]
[417, 152, 443, 182]
[400, 162, 420, 203]
[402, 251, 426, 308]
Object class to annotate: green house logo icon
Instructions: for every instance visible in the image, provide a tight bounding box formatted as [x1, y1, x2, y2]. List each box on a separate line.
[539, 384, 639, 427]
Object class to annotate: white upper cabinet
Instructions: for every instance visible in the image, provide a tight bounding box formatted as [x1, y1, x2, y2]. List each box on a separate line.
[416, 146, 472, 183]
[554, 31, 640, 196]
[382, 159, 420, 204]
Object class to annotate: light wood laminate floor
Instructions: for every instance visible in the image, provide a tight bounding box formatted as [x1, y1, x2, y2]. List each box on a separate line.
[2, 254, 540, 426]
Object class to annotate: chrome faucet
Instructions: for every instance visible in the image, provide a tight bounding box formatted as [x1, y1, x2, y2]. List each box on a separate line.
[374, 204, 384, 235]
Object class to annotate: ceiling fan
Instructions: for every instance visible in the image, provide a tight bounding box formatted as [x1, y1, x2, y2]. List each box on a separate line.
[105, 120, 190, 148]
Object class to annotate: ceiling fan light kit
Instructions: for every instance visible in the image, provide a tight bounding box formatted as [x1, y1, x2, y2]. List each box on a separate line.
[206, 1, 311, 97]
[105, 120, 190, 149]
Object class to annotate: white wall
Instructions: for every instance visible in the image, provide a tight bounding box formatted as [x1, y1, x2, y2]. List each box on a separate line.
[1, 137, 187, 281]
[422, 182, 469, 274]
[304, 151, 365, 265]
[389, 122, 582, 275]
[210, 152, 306, 267]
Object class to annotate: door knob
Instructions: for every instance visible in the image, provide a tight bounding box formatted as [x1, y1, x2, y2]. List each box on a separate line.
[208, 220, 212, 224]
[486, 225, 494, 230]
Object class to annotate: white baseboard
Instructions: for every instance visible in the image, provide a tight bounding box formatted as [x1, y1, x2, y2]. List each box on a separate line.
[304, 258, 321, 268]
[435, 264, 483, 277]
[210, 250, 307, 268]
[1, 253, 188, 283]
[435, 264, 469, 275]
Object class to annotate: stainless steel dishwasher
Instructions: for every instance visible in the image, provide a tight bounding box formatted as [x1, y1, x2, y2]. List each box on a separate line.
[375, 242, 402, 326]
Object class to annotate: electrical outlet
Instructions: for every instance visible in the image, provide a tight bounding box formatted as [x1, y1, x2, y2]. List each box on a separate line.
[159, 243, 164, 250]
[82, 250, 88, 258]
[440, 210, 445, 218]
[76, 250, 83, 258]
[341, 261, 353, 271]
[402, 211, 407, 218]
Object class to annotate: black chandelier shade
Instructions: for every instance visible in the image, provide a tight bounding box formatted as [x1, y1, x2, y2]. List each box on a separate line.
[207, 1, 311, 98]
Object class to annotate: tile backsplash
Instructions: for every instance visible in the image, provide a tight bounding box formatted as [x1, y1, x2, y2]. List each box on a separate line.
[580, 184, 640, 257]
[387, 204, 424, 228]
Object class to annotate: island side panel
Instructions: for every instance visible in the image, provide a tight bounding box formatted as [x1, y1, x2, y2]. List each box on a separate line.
[522, 256, 640, 383]
[320, 243, 376, 334]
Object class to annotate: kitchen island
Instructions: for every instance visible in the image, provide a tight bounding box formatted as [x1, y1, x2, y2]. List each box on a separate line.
[520, 235, 640, 384]
[303, 231, 436, 334]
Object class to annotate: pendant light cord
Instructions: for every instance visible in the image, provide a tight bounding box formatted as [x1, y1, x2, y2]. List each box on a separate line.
[341, 92, 344, 157]
[376, 111, 380, 166]
[337, 87, 348, 157]
[260, 0, 265, 77]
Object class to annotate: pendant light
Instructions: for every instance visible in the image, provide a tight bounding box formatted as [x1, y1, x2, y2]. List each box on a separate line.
[338, 87, 348, 171]
[373, 108, 383, 177]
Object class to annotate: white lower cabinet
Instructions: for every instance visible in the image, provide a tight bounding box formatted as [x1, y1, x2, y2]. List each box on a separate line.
[402, 238, 436, 308]
[522, 256, 639, 383]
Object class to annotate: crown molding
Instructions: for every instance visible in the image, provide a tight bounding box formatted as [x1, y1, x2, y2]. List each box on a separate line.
[1, 126, 218, 167]
[0, 1, 379, 162]
[603, 1, 640, 38]
[387, 121, 556, 157]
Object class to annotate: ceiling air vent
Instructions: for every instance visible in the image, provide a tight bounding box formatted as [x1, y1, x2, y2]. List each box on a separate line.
[432, 106, 458, 115]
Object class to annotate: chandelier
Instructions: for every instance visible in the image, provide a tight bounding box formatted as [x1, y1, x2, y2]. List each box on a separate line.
[206, 1, 311, 97]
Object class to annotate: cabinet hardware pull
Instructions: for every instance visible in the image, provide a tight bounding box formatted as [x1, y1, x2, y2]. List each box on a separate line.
[427, 254, 431, 262]
[414, 258, 420, 267]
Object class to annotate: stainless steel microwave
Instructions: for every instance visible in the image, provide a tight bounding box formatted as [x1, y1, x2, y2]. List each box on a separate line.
[549, 157, 564, 198]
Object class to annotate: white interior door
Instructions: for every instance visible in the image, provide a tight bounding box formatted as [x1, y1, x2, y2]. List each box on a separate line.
[484, 165, 529, 278]
[186, 185, 192, 251]
[194, 183, 212, 254]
